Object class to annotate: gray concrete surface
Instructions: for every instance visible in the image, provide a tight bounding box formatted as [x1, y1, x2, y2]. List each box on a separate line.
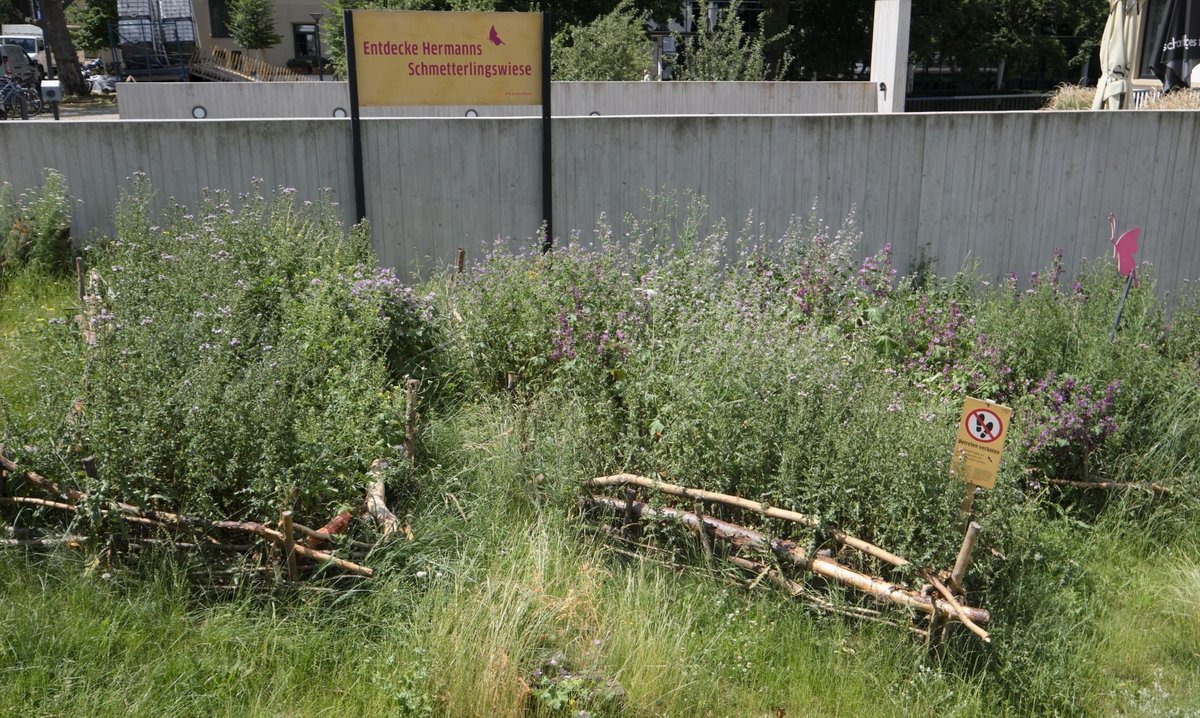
[116, 81, 878, 120]
[1, 111, 1197, 298]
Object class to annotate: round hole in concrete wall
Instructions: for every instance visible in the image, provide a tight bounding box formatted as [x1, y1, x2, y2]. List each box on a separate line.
[332, 107, 348, 118]
[589, 111, 600, 116]
[465, 109, 478, 117]
[191, 105, 207, 119]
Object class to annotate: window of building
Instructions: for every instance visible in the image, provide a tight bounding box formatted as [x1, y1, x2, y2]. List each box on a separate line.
[1139, 0, 1169, 78]
[210, 0, 231, 38]
[294, 23, 318, 59]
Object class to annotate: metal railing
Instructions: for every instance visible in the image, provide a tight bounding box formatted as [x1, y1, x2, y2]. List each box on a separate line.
[905, 93, 1051, 113]
[189, 46, 322, 82]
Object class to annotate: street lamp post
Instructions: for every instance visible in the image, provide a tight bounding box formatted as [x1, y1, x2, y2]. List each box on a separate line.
[310, 13, 325, 81]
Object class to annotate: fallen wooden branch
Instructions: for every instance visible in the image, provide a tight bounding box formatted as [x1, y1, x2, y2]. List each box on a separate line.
[140, 537, 256, 553]
[584, 495, 988, 628]
[0, 455, 85, 502]
[304, 511, 354, 548]
[729, 555, 929, 638]
[366, 458, 400, 536]
[292, 518, 375, 551]
[922, 569, 990, 643]
[0, 495, 76, 512]
[588, 474, 909, 568]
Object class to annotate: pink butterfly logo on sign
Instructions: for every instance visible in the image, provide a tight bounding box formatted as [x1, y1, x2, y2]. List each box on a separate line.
[1108, 213, 1140, 279]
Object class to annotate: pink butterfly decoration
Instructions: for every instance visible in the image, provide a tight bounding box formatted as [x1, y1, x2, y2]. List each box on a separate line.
[1109, 213, 1140, 279]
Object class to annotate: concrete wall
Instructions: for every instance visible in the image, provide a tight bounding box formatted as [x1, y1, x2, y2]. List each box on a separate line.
[3, 111, 1199, 297]
[869, 0, 911, 113]
[117, 81, 878, 119]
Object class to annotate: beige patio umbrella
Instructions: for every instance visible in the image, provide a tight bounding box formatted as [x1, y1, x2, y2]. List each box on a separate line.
[1093, 0, 1144, 109]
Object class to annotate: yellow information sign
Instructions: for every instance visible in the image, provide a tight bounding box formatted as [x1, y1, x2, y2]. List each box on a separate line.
[950, 397, 1013, 489]
[351, 10, 543, 106]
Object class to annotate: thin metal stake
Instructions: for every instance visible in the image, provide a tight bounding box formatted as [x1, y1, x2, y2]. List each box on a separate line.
[1109, 271, 1134, 342]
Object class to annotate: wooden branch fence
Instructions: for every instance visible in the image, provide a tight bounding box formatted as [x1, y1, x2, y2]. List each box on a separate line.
[583, 474, 992, 644]
[0, 378, 425, 586]
[0, 453, 385, 579]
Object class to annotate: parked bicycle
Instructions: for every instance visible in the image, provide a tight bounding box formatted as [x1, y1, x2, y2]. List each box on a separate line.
[0, 74, 43, 119]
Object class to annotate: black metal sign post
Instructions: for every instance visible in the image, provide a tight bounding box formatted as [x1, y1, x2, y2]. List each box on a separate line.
[540, 11, 553, 253]
[345, 10, 551, 243]
[344, 9, 367, 224]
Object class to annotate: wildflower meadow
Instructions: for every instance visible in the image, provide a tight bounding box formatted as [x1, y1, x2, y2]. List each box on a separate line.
[1, 176, 1198, 716]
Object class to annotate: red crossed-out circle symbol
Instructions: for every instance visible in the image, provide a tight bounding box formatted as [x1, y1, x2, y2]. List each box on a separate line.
[965, 408, 1004, 443]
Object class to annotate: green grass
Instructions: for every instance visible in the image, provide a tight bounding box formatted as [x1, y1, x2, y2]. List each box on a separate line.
[0, 551, 433, 717]
[4, 505, 1197, 717]
[0, 271, 77, 421]
[5, 183, 1200, 716]
[1085, 533, 1200, 715]
[0, 521, 988, 718]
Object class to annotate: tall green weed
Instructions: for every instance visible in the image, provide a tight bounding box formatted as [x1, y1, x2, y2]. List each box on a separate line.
[12, 178, 440, 521]
[0, 170, 72, 282]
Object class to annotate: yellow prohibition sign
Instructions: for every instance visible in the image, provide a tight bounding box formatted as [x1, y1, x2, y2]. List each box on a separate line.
[950, 397, 1013, 489]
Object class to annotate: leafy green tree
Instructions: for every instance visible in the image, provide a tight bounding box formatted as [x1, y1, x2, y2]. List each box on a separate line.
[71, 0, 118, 55]
[1, 0, 25, 24]
[526, 0, 676, 36]
[674, 0, 788, 81]
[228, 0, 283, 58]
[910, 0, 1107, 91]
[781, 0, 874, 80]
[323, 0, 676, 79]
[551, 0, 651, 81]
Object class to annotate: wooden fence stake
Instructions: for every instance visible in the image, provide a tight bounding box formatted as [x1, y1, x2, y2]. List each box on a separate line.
[958, 485, 979, 531]
[924, 569, 990, 642]
[506, 371, 518, 393]
[0, 436, 8, 498]
[405, 378, 420, 466]
[455, 247, 466, 275]
[926, 606, 948, 654]
[950, 521, 981, 595]
[623, 487, 638, 539]
[694, 500, 715, 569]
[281, 510, 298, 581]
[76, 257, 84, 303]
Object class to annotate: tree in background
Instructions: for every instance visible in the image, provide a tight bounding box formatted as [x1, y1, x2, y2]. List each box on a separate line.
[1, 0, 24, 24]
[322, 0, 674, 79]
[674, 0, 788, 81]
[551, 0, 651, 81]
[37, 0, 87, 95]
[909, 0, 1108, 91]
[228, 0, 282, 59]
[782, 0, 874, 80]
[318, 0, 1108, 89]
[71, 0, 118, 56]
[985, 0, 1108, 90]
